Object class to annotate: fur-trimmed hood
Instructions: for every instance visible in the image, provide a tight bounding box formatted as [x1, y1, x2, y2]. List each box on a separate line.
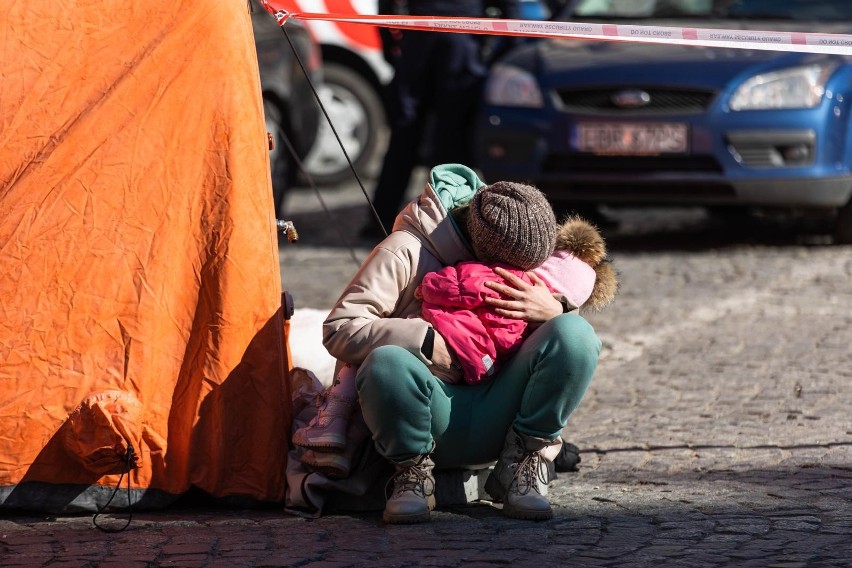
[553, 216, 618, 311]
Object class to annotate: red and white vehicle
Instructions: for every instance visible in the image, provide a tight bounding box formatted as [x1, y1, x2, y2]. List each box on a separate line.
[276, 1, 394, 185]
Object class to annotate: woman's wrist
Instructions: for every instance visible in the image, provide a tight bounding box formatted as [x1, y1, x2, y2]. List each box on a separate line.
[422, 327, 435, 359]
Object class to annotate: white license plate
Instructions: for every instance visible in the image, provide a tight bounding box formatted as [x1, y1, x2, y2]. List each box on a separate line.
[577, 123, 688, 155]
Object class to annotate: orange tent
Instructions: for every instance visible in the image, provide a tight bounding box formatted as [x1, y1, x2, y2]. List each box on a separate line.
[0, 0, 292, 512]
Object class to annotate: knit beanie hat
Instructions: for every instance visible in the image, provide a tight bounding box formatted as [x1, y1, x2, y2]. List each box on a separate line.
[466, 181, 557, 270]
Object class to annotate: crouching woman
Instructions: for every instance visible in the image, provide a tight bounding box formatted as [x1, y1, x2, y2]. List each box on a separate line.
[322, 164, 602, 523]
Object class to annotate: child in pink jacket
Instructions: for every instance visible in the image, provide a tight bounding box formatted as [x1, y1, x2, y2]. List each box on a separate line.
[418, 215, 618, 385]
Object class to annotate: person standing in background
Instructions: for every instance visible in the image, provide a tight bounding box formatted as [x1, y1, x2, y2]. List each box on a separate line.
[360, 0, 521, 239]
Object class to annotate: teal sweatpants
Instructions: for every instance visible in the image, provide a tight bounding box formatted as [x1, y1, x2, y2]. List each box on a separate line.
[355, 313, 602, 468]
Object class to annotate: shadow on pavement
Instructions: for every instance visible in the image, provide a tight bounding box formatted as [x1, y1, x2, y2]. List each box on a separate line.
[599, 207, 839, 252]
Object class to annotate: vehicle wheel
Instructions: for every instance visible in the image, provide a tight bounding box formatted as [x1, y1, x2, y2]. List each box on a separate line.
[300, 62, 387, 186]
[264, 97, 291, 216]
[834, 198, 852, 244]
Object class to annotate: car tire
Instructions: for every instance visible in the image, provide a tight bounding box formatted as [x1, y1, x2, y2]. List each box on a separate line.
[264, 97, 291, 216]
[300, 62, 387, 186]
[834, 198, 852, 244]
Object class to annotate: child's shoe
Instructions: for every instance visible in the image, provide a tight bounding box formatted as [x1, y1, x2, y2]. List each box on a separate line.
[291, 391, 355, 452]
[300, 448, 353, 478]
[298, 410, 370, 478]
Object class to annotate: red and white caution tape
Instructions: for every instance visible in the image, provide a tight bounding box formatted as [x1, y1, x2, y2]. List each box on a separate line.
[261, 0, 852, 56]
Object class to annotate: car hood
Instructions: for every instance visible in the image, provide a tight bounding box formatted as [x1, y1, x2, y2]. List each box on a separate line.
[519, 20, 852, 90]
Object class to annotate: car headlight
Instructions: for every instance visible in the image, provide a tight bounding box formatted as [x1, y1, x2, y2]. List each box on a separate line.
[484, 64, 544, 108]
[730, 63, 838, 111]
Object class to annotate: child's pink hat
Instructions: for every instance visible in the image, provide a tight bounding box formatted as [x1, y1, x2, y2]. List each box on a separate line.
[533, 250, 597, 309]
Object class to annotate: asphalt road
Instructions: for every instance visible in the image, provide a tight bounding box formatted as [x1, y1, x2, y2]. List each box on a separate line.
[3, 171, 851, 567]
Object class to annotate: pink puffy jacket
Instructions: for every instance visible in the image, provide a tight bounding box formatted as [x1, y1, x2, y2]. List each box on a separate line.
[419, 261, 534, 385]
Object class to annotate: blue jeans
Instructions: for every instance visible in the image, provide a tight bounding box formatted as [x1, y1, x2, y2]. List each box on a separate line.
[355, 313, 601, 468]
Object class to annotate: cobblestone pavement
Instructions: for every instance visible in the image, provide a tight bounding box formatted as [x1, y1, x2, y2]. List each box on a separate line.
[3, 176, 852, 566]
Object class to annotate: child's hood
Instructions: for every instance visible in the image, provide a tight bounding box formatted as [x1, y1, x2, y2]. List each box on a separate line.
[554, 216, 619, 311]
[393, 163, 484, 266]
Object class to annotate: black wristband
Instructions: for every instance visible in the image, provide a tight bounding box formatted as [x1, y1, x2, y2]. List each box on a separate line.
[422, 327, 435, 359]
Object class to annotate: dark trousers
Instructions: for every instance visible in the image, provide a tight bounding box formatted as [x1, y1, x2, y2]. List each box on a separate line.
[370, 30, 487, 230]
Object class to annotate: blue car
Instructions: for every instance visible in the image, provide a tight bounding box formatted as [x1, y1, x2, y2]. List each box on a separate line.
[474, 0, 852, 242]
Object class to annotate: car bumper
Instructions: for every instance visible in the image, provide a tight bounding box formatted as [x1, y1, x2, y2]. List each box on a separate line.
[475, 122, 852, 208]
[484, 170, 852, 208]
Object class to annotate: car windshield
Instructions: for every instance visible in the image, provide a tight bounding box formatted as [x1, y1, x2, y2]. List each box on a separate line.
[569, 0, 852, 21]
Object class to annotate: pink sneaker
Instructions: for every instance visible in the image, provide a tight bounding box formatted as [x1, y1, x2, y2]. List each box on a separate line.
[291, 391, 355, 452]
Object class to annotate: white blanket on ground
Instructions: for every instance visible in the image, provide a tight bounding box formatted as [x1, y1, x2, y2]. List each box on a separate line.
[289, 309, 337, 387]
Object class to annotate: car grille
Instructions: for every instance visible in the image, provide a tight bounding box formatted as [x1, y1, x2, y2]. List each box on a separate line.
[554, 88, 716, 115]
[542, 154, 724, 173]
[726, 130, 816, 168]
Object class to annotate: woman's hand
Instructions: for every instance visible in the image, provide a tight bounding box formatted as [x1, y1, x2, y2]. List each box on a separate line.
[484, 267, 563, 323]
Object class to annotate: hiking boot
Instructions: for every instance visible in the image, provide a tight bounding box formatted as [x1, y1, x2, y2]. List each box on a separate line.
[291, 391, 355, 452]
[484, 428, 559, 520]
[383, 454, 436, 524]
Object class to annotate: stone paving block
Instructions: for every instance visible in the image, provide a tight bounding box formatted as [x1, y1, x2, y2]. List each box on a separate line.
[432, 466, 536, 506]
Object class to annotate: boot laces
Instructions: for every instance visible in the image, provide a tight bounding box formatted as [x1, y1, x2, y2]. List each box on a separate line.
[387, 462, 434, 499]
[512, 452, 548, 496]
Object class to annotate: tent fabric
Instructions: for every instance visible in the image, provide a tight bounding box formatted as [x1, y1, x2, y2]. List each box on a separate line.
[64, 390, 145, 477]
[0, 0, 291, 511]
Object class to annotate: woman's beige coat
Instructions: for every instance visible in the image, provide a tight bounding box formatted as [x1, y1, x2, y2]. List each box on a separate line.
[322, 165, 484, 379]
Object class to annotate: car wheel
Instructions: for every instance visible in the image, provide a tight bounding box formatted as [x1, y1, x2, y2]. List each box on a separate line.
[264, 97, 291, 216]
[300, 62, 386, 186]
[834, 197, 852, 244]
